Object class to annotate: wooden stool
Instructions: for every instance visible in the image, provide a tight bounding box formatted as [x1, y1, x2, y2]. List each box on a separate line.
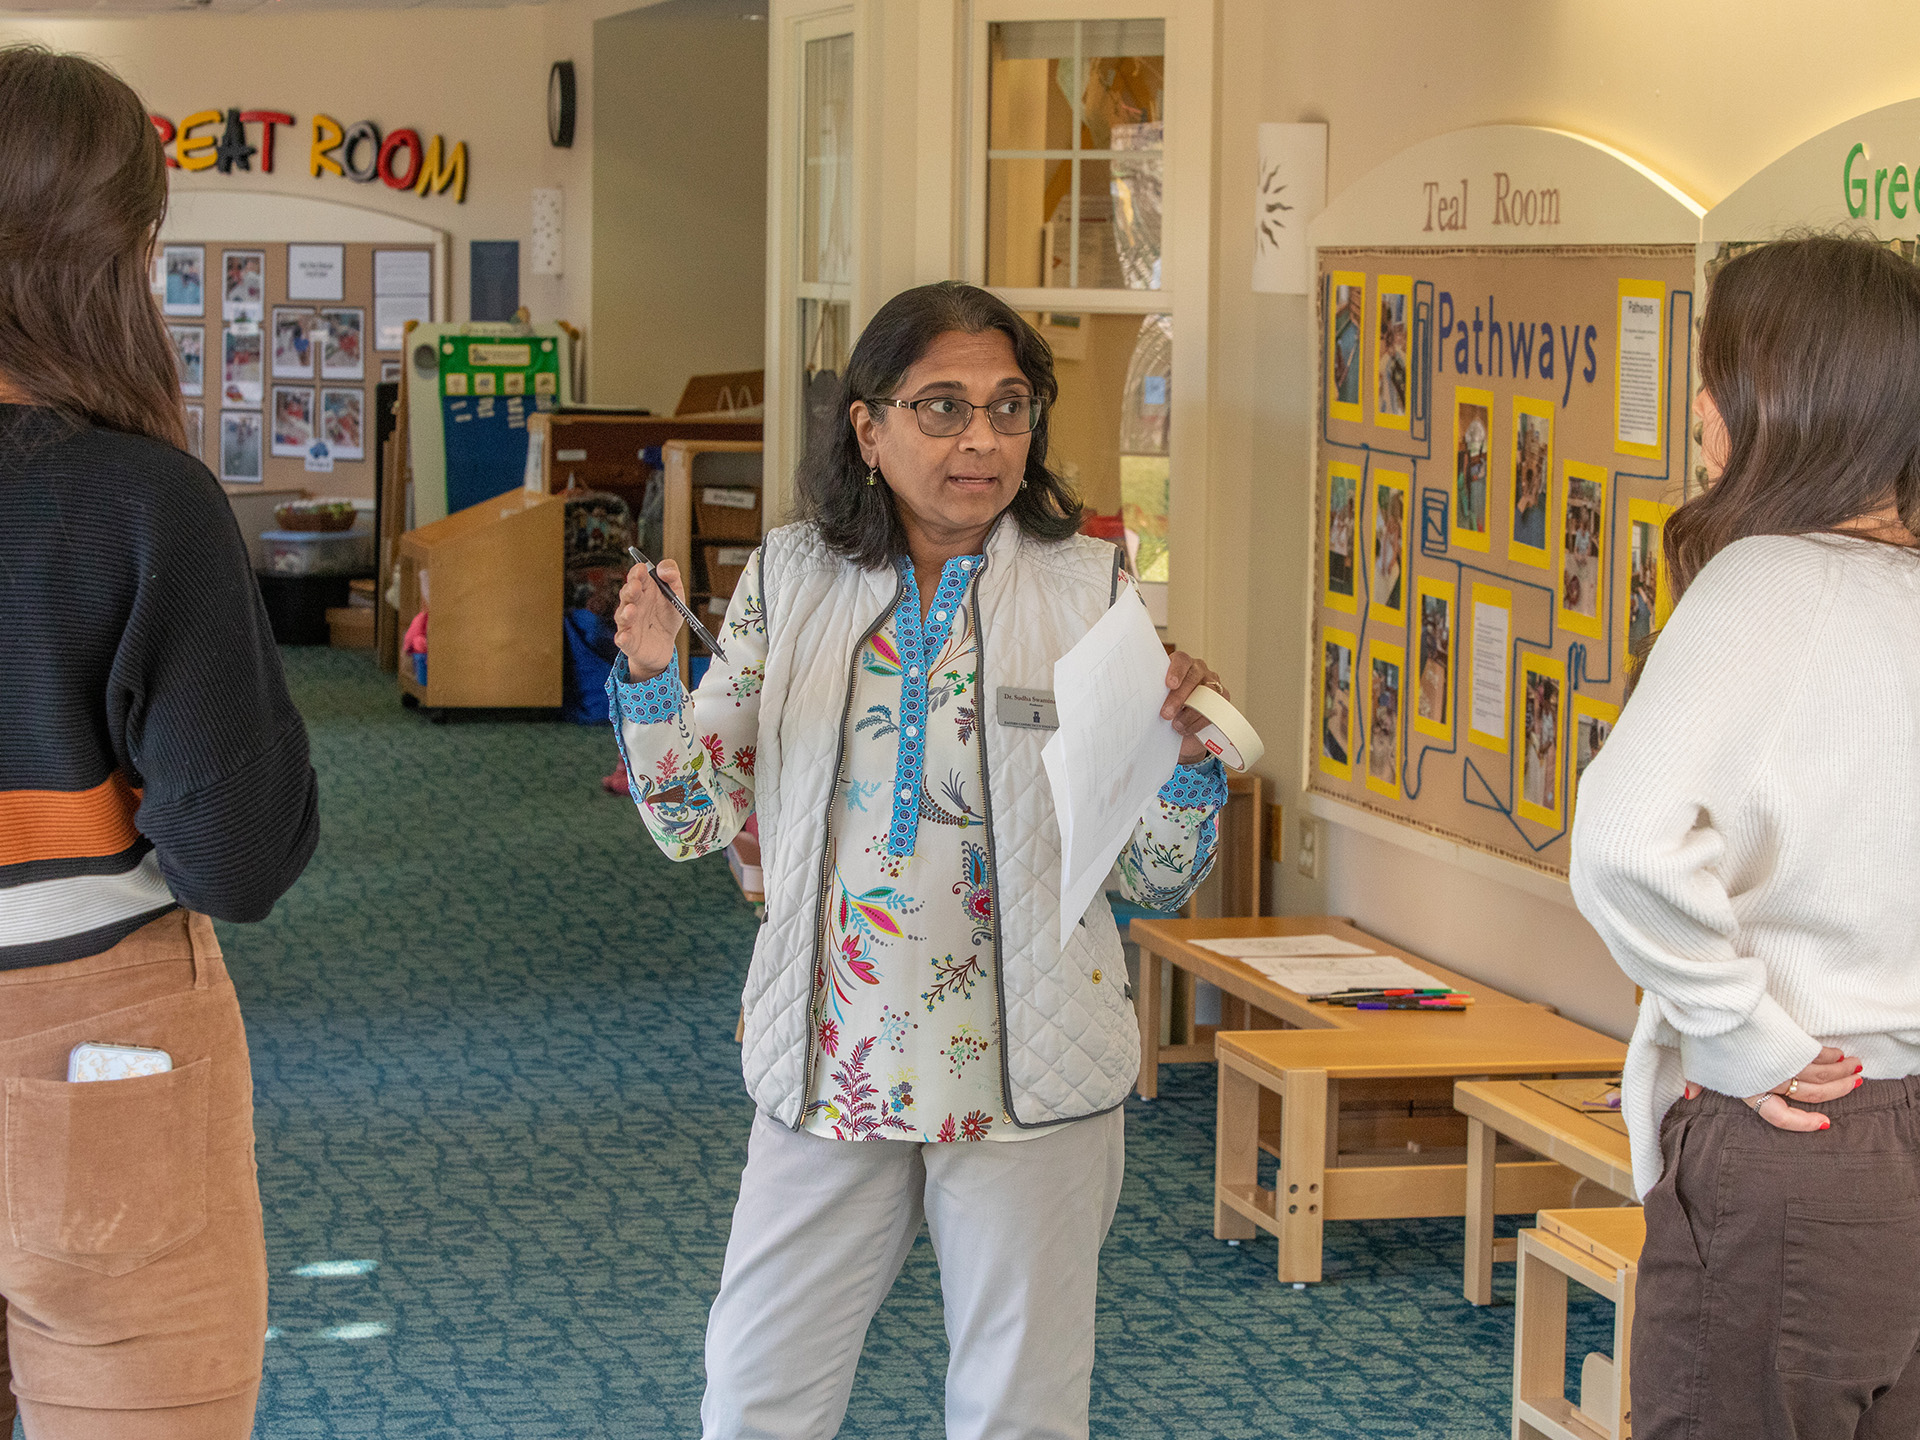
[1514, 1207, 1645, 1440]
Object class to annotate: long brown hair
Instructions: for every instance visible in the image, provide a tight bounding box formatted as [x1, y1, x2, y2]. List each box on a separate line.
[1668, 234, 1920, 602]
[0, 45, 185, 449]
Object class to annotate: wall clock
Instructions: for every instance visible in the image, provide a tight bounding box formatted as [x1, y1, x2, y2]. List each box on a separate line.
[548, 61, 576, 149]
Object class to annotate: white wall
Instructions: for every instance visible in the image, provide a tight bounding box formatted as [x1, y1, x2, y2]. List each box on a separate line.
[1210, 0, 1920, 1041]
[0, 7, 567, 325]
[591, 0, 766, 412]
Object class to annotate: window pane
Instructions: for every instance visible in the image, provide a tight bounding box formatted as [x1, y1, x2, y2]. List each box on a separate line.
[800, 298, 851, 464]
[802, 34, 853, 288]
[987, 20, 1164, 292]
[1037, 311, 1171, 583]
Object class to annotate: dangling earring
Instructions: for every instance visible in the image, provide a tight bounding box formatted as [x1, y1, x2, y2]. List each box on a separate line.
[866, 467, 880, 487]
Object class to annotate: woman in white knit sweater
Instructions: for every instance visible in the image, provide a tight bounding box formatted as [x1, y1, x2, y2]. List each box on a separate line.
[1570, 234, 1920, 1440]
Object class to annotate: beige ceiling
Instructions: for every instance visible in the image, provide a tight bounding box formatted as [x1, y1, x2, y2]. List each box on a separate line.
[0, 0, 541, 14]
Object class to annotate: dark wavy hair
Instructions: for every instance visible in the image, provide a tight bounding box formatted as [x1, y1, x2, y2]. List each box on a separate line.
[0, 46, 184, 450]
[795, 282, 1084, 568]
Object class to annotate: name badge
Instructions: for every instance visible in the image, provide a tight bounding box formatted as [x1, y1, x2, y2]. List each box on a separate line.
[996, 686, 1058, 730]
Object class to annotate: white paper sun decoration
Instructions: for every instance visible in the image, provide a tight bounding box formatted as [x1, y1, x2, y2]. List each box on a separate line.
[1253, 123, 1328, 294]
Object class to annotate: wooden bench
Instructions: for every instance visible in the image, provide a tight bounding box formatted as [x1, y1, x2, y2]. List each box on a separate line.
[1454, 1079, 1635, 1305]
[1516, 1207, 1645, 1440]
[1212, 1007, 1627, 1285]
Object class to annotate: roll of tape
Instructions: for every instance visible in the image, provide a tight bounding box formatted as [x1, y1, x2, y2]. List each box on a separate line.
[1182, 685, 1265, 772]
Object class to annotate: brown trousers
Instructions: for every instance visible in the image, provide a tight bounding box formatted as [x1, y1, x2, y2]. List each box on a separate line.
[0, 911, 266, 1438]
[1634, 1077, 1920, 1440]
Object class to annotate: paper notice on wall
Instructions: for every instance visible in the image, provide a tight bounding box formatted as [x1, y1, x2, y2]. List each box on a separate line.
[375, 294, 432, 352]
[287, 244, 345, 302]
[1616, 282, 1663, 452]
[1469, 590, 1510, 747]
[375, 249, 433, 297]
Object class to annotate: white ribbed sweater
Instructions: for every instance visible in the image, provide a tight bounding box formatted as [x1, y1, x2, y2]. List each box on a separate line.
[1570, 533, 1920, 1198]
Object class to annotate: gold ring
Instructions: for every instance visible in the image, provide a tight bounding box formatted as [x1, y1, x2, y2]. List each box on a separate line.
[1787, 1078, 1799, 1097]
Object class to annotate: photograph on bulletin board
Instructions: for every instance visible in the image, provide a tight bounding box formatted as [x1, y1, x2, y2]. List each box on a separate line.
[1372, 274, 1413, 430]
[272, 386, 315, 459]
[169, 325, 203, 397]
[220, 410, 263, 484]
[223, 250, 265, 324]
[272, 308, 318, 380]
[1307, 244, 1694, 877]
[163, 245, 204, 317]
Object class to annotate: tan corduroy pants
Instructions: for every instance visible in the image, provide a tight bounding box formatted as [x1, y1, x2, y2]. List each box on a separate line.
[0, 909, 266, 1438]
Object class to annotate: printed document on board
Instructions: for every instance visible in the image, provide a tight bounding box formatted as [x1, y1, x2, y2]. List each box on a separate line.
[1042, 589, 1184, 947]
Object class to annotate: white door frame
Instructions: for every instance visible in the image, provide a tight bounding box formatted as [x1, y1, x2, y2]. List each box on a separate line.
[960, 0, 1213, 649]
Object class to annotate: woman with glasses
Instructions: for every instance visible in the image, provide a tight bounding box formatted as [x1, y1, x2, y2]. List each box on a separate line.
[610, 281, 1228, 1438]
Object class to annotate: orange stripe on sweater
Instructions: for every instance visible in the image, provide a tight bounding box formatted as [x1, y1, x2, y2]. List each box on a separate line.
[0, 774, 144, 867]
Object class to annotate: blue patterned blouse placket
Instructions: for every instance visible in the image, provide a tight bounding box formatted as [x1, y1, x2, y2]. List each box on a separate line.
[884, 555, 979, 860]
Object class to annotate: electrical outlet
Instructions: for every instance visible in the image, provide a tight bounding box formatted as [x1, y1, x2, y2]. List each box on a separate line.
[1295, 816, 1320, 880]
[1265, 803, 1284, 864]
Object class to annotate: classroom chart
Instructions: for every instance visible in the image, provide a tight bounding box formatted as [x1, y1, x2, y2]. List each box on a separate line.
[1308, 245, 1692, 877]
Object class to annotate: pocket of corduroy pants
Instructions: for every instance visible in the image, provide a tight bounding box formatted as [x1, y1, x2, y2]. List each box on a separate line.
[4, 1058, 211, 1276]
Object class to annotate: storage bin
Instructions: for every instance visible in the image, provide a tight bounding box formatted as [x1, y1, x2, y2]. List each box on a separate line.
[326, 605, 375, 649]
[260, 525, 375, 577]
[702, 543, 754, 599]
[694, 485, 761, 540]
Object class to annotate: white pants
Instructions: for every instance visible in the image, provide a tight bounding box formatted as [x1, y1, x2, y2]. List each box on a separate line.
[701, 1106, 1126, 1440]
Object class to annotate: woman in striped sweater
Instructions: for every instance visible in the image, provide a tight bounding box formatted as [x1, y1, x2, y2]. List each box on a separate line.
[0, 46, 317, 1438]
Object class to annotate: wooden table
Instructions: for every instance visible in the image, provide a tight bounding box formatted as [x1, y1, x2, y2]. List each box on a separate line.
[1213, 1006, 1627, 1285]
[1454, 1079, 1635, 1305]
[1129, 915, 1534, 1099]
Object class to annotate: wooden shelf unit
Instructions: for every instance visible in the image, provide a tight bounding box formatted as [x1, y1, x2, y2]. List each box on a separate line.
[661, 438, 766, 684]
[396, 489, 565, 710]
[524, 410, 761, 521]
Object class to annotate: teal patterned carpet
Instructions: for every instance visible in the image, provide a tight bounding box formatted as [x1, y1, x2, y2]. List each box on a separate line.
[222, 647, 1611, 1438]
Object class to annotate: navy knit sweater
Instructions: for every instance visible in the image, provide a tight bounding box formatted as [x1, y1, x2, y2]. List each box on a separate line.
[0, 404, 318, 968]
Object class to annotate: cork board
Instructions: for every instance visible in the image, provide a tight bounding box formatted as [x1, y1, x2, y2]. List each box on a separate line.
[160, 240, 433, 502]
[1307, 245, 1694, 878]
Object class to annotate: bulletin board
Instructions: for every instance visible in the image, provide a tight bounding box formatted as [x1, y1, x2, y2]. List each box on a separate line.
[1305, 244, 1694, 878]
[159, 239, 434, 501]
[402, 321, 575, 527]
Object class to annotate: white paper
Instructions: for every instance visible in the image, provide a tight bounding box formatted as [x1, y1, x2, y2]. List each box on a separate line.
[374, 249, 432, 296]
[1042, 588, 1184, 947]
[1617, 290, 1661, 449]
[1234, 954, 1451, 996]
[1192, 934, 1376, 959]
[1470, 599, 1509, 740]
[375, 294, 431, 352]
[287, 244, 345, 302]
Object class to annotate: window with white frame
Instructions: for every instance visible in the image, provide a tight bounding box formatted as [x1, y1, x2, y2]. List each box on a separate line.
[972, 9, 1201, 618]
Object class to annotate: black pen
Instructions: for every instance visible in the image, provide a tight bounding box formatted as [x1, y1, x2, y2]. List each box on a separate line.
[627, 545, 729, 666]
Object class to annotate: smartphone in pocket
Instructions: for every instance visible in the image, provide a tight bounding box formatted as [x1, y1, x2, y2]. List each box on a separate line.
[68, 1042, 173, 1083]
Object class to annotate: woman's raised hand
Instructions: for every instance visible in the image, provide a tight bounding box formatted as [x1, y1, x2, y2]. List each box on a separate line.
[1161, 653, 1226, 766]
[1684, 1046, 1865, 1131]
[614, 558, 686, 682]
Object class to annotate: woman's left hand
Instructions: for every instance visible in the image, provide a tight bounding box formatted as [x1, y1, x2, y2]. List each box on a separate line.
[1162, 653, 1226, 766]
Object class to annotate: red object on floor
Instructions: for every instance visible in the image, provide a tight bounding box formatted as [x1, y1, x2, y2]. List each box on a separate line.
[603, 759, 630, 796]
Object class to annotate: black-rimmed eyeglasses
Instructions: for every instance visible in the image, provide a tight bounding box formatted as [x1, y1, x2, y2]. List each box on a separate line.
[868, 395, 1047, 438]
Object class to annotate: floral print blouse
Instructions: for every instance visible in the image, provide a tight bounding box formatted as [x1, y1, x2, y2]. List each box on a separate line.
[610, 547, 1227, 1143]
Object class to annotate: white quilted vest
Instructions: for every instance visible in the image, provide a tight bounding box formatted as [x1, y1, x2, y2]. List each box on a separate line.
[742, 517, 1140, 1130]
